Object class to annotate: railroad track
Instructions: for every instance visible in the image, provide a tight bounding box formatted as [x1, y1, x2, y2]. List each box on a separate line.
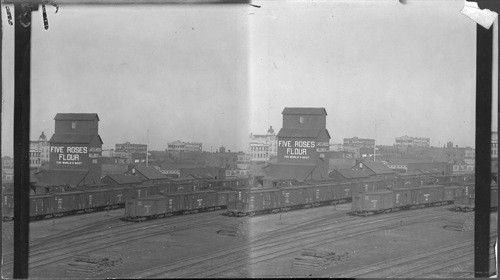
[3, 212, 128, 255]
[414, 238, 497, 278]
[1, 211, 229, 278]
[126, 206, 455, 278]
[335, 235, 496, 278]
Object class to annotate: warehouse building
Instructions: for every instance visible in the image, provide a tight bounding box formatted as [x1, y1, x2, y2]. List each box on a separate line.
[34, 113, 103, 186]
[263, 107, 331, 184]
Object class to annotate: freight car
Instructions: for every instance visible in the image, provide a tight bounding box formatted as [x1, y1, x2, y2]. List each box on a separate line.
[1, 177, 249, 221]
[0, 172, 474, 221]
[29, 187, 126, 220]
[227, 181, 354, 217]
[454, 185, 497, 211]
[351, 185, 461, 216]
[124, 190, 233, 221]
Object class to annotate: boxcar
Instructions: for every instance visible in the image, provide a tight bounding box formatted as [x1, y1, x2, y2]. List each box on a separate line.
[392, 188, 412, 209]
[52, 192, 86, 215]
[227, 188, 282, 216]
[30, 194, 55, 219]
[183, 191, 218, 212]
[107, 186, 126, 208]
[310, 183, 332, 204]
[83, 189, 109, 211]
[125, 195, 167, 221]
[125, 190, 220, 221]
[406, 185, 444, 207]
[443, 185, 463, 203]
[351, 190, 394, 215]
[216, 190, 235, 209]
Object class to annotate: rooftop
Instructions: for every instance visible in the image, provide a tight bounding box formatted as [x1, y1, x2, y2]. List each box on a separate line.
[54, 113, 100, 121]
[282, 107, 327, 115]
[33, 169, 89, 186]
[103, 174, 143, 184]
[332, 169, 370, 179]
[130, 165, 168, 180]
[358, 161, 396, 175]
[50, 134, 103, 144]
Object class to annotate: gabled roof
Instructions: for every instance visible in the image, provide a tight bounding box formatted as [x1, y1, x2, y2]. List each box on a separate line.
[103, 174, 143, 184]
[332, 169, 370, 179]
[54, 113, 100, 121]
[33, 169, 89, 186]
[188, 174, 214, 180]
[358, 161, 395, 175]
[416, 168, 442, 175]
[277, 128, 331, 139]
[49, 134, 103, 145]
[282, 108, 327, 115]
[130, 165, 168, 180]
[263, 163, 316, 181]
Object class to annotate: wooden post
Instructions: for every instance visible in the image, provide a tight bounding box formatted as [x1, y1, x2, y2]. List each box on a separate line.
[13, 3, 34, 279]
[475, 18, 493, 278]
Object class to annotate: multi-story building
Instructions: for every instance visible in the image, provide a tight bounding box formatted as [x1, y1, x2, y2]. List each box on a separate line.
[2, 156, 14, 169]
[2, 156, 14, 183]
[343, 137, 375, 148]
[264, 107, 331, 182]
[115, 142, 147, 154]
[395, 135, 430, 148]
[34, 113, 103, 186]
[167, 141, 203, 153]
[29, 149, 42, 168]
[465, 147, 475, 158]
[30, 132, 50, 163]
[249, 126, 277, 162]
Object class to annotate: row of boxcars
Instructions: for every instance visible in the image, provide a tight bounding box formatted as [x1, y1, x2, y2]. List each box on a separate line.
[2, 177, 250, 221]
[351, 184, 464, 215]
[126, 173, 477, 219]
[351, 183, 498, 215]
[124, 190, 236, 221]
[2, 173, 478, 221]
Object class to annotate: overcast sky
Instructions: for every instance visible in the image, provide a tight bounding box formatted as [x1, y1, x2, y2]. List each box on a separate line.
[2, 0, 497, 157]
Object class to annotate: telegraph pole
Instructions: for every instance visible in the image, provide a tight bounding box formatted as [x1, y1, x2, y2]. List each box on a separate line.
[13, 3, 37, 278]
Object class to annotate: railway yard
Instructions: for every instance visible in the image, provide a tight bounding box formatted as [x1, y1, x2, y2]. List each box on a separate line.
[2, 201, 497, 278]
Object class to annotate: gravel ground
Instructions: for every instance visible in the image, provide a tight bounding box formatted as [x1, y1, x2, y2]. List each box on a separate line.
[2, 205, 497, 279]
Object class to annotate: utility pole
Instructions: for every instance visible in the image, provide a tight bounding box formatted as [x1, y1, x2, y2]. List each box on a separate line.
[13, 3, 37, 278]
[146, 129, 149, 167]
[374, 124, 377, 162]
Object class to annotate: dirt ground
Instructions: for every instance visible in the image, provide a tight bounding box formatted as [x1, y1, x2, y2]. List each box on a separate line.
[2, 204, 497, 279]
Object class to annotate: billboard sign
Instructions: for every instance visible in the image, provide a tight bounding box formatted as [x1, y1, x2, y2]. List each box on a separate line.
[278, 139, 317, 161]
[51, 145, 88, 165]
[50, 145, 102, 167]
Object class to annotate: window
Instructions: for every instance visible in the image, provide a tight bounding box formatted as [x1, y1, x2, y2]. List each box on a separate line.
[72, 122, 77, 129]
[299, 116, 304, 123]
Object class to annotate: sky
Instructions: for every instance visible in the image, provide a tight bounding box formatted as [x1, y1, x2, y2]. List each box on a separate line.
[1, 0, 497, 157]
